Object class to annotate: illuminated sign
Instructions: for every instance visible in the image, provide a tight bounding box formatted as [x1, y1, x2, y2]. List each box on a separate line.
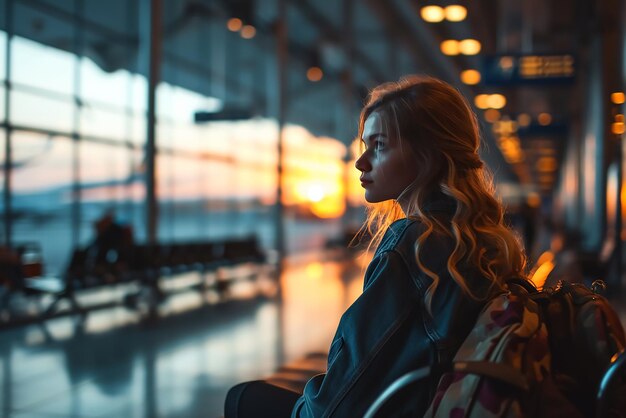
[482, 54, 576, 85]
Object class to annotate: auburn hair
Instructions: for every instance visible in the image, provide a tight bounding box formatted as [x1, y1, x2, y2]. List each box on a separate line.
[356, 75, 527, 310]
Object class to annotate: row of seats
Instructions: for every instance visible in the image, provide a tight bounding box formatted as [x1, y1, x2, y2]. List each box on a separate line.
[0, 236, 267, 324]
[66, 237, 266, 289]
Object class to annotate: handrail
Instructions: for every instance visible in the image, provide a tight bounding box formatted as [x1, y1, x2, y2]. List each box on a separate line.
[596, 349, 626, 418]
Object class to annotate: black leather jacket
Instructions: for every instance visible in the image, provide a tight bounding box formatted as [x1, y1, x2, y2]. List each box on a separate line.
[291, 201, 492, 417]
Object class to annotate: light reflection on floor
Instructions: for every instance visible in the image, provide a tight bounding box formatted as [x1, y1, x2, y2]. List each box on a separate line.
[4, 251, 623, 418]
[0, 251, 366, 418]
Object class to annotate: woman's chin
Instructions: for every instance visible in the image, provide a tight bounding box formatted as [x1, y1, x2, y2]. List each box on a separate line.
[364, 193, 390, 204]
[364, 193, 377, 204]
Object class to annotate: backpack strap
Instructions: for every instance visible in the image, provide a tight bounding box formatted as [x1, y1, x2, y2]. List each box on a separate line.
[454, 361, 528, 391]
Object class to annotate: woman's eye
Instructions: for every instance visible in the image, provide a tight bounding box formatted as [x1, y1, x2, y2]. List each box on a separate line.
[375, 141, 385, 151]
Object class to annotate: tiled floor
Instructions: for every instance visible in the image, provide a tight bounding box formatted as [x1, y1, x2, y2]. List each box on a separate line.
[0, 251, 366, 418]
[1, 250, 625, 418]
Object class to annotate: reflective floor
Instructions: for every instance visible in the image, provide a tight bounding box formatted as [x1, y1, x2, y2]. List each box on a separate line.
[0, 251, 366, 418]
[1, 251, 625, 418]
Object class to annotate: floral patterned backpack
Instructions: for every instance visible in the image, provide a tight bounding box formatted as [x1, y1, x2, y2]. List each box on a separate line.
[364, 279, 626, 418]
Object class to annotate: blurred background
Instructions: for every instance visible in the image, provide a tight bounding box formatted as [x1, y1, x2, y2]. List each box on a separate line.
[0, 0, 624, 417]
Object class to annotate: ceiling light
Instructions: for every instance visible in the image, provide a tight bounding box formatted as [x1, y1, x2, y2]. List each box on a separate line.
[484, 109, 500, 123]
[527, 193, 541, 208]
[444, 5, 467, 22]
[474, 94, 490, 109]
[517, 113, 531, 127]
[538, 113, 552, 126]
[307, 67, 323, 82]
[227, 18, 243, 32]
[611, 92, 625, 105]
[459, 39, 481, 55]
[240, 25, 256, 39]
[460, 69, 481, 85]
[499, 56, 514, 71]
[440, 40, 460, 55]
[487, 94, 506, 109]
[536, 157, 557, 172]
[421, 6, 445, 22]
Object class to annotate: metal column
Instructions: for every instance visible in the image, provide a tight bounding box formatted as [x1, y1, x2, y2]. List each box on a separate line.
[146, 0, 162, 244]
[3, 0, 13, 247]
[71, 0, 84, 248]
[275, 0, 288, 262]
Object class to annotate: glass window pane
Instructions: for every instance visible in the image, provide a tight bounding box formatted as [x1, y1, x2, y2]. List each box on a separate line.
[171, 156, 204, 241]
[12, 132, 72, 275]
[0, 84, 5, 123]
[0, 128, 5, 198]
[127, 148, 146, 242]
[11, 36, 74, 96]
[157, 82, 221, 124]
[167, 123, 200, 152]
[130, 114, 146, 145]
[199, 122, 235, 156]
[202, 160, 235, 241]
[157, 153, 174, 241]
[11, 90, 74, 133]
[132, 75, 147, 114]
[79, 141, 136, 245]
[157, 120, 173, 148]
[81, 57, 131, 110]
[0, 30, 6, 80]
[12, 132, 72, 191]
[80, 140, 129, 184]
[236, 165, 276, 202]
[80, 106, 127, 142]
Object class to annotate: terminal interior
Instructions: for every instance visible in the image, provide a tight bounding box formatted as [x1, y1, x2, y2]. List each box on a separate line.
[0, 0, 625, 417]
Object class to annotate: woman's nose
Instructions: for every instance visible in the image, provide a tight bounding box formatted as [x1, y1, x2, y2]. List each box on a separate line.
[355, 153, 370, 172]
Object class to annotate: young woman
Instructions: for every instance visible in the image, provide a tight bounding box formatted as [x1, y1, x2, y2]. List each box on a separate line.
[225, 75, 527, 418]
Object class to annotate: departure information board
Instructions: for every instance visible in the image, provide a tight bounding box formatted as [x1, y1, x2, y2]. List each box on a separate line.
[482, 54, 576, 85]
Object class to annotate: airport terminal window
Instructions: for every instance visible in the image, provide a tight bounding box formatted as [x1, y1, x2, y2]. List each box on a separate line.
[79, 141, 139, 245]
[0, 84, 5, 124]
[131, 74, 147, 115]
[156, 83, 222, 147]
[0, 129, 4, 189]
[126, 147, 146, 242]
[0, 30, 6, 81]
[165, 156, 210, 242]
[10, 36, 74, 97]
[169, 123, 204, 154]
[11, 132, 72, 195]
[10, 89, 74, 133]
[156, 152, 174, 241]
[235, 166, 277, 204]
[80, 57, 132, 111]
[79, 105, 127, 142]
[130, 112, 146, 145]
[79, 141, 131, 192]
[0, 0, 353, 260]
[11, 131, 72, 275]
[156, 119, 175, 149]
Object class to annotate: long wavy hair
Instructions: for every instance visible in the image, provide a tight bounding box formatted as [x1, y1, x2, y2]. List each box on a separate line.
[357, 75, 526, 310]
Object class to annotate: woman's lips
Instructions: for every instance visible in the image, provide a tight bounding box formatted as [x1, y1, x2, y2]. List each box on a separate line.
[360, 179, 373, 187]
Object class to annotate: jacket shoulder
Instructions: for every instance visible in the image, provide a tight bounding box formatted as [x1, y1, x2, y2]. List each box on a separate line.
[379, 219, 455, 273]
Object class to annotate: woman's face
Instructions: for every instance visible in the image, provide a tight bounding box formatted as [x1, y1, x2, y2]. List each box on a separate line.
[355, 111, 420, 204]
